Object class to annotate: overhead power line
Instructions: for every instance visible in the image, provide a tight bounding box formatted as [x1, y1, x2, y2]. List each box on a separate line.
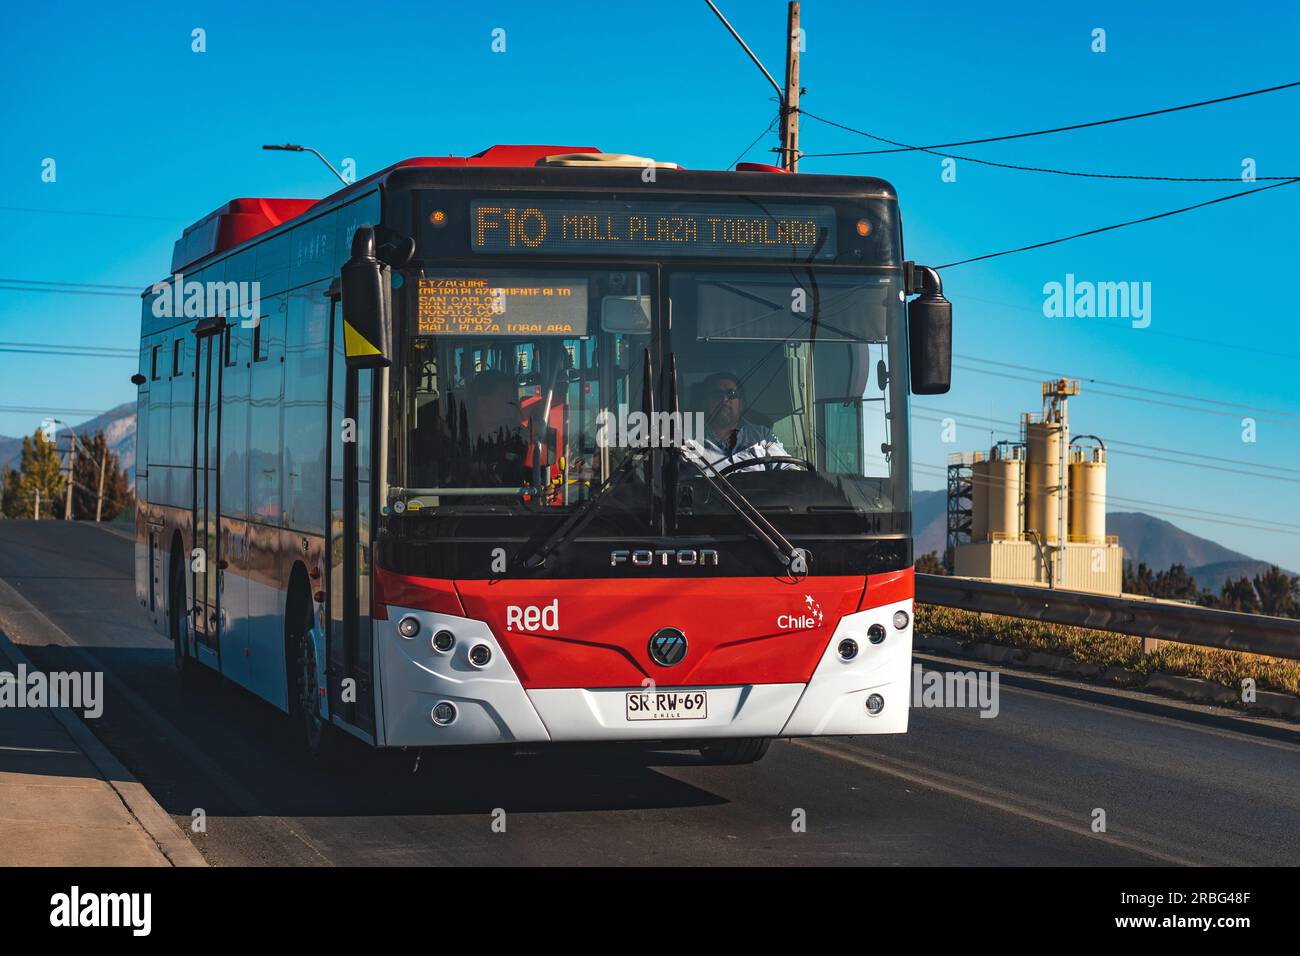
[0, 339, 135, 353]
[947, 363, 1300, 431]
[0, 205, 185, 223]
[730, 116, 779, 170]
[0, 405, 115, 417]
[935, 177, 1300, 269]
[798, 108, 1298, 181]
[0, 278, 140, 291]
[956, 353, 1300, 422]
[0, 283, 139, 299]
[800, 79, 1300, 157]
[0, 341, 136, 359]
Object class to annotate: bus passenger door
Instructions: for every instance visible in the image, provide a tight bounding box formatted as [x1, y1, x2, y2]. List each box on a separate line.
[328, 298, 377, 738]
[191, 323, 223, 670]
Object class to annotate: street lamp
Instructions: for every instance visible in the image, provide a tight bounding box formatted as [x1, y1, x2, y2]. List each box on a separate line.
[262, 143, 349, 186]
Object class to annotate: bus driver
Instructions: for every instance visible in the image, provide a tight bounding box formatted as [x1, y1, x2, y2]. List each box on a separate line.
[685, 371, 795, 475]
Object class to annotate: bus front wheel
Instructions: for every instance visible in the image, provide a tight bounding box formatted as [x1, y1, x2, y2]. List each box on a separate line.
[698, 737, 772, 765]
[288, 595, 348, 769]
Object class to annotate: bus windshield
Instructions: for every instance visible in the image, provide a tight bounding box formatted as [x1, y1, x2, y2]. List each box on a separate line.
[668, 267, 909, 523]
[395, 265, 908, 523]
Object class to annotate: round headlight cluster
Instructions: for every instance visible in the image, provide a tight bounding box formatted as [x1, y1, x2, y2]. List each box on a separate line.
[893, 609, 910, 630]
[468, 644, 492, 668]
[432, 629, 455, 653]
[397, 616, 421, 639]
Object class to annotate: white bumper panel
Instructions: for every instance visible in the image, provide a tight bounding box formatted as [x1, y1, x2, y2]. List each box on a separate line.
[526, 684, 805, 741]
[377, 597, 912, 746]
[780, 598, 913, 736]
[376, 607, 551, 747]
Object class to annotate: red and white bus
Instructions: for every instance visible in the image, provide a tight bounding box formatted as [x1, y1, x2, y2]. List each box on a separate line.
[133, 145, 952, 764]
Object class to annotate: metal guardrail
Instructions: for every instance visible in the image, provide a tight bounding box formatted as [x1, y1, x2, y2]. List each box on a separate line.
[916, 574, 1300, 661]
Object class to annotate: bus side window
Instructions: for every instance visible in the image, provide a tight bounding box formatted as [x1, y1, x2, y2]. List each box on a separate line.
[150, 342, 163, 381]
[172, 338, 183, 377]
[253, 323, 266, 362]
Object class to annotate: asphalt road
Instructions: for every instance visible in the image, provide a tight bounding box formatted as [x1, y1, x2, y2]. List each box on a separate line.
[0, 520, 1296, 866]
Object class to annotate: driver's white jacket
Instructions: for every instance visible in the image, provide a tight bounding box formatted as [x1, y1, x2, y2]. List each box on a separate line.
[682, 422, 796, 475]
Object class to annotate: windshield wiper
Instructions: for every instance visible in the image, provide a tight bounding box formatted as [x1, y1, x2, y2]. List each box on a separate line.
[664, 353, 809, 578]
[520, 349, 656, 570]
[519, 447, 648, 569]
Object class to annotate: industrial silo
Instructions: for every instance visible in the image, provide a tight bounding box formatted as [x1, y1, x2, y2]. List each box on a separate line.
[1025, 417, 1066, 544]
[986, 445, 1024, 540]
[1068, 442, 1107, 544]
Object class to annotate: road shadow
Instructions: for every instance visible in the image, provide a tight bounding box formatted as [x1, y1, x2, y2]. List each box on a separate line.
[19, 642, 732, 820]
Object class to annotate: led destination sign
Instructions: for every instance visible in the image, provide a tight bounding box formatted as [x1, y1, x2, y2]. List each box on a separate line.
[471, 199, 837, 260]
[416, 277, 589, 336]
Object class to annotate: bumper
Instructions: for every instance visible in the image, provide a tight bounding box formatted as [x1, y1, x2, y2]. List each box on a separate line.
[375, 598, 913, 747]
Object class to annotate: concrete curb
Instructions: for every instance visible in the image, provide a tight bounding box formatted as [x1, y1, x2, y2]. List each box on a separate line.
[916, 633, 1300, 721]
[0, 607, 207, 867]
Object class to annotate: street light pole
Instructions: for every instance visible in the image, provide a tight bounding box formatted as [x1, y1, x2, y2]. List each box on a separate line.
[262, 144, 349, 186]
[703, 1, 790, 165]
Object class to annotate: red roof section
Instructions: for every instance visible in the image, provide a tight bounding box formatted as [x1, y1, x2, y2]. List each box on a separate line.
[172, 145, 605, 272]
[177, 144, 818, 271]
[171, 197, 316, 273]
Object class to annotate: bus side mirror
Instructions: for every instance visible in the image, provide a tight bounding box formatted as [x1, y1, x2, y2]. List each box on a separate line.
[906, 263, 952, 395]
[341, 227, 392, 369]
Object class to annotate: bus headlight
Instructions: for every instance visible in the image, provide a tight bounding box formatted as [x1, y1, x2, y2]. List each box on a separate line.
[868, 623, 887, 645]
[866, 693, 885, 715]
[837, 638, 858, 661]
[893, 610, 910, 630]
[431, 701, 457, 725]
[432, 629, 455, 653]
[468, 644, 492, 668]
[397, 616, 421, 639]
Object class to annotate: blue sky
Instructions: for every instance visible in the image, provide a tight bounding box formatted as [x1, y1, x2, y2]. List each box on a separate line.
[1, 0, 1297, 569]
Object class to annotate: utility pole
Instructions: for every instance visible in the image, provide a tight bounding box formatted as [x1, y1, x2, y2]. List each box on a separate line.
[782, 2, 801, 171]
[34, 488, 40, 521]
[63, 437, 76, 521]
[95, 447, 107, 522]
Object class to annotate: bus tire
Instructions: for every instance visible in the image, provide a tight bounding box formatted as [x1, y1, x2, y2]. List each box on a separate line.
[287, 588, 348, 769]
[170, 553, 205, 690]
[698, 737, 771, 765]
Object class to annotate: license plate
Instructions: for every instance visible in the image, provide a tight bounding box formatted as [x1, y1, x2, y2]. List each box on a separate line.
[625, 690, 708, 721]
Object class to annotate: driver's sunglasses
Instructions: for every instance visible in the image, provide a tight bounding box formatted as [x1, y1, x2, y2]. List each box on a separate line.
[708, 386, 740, 401]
